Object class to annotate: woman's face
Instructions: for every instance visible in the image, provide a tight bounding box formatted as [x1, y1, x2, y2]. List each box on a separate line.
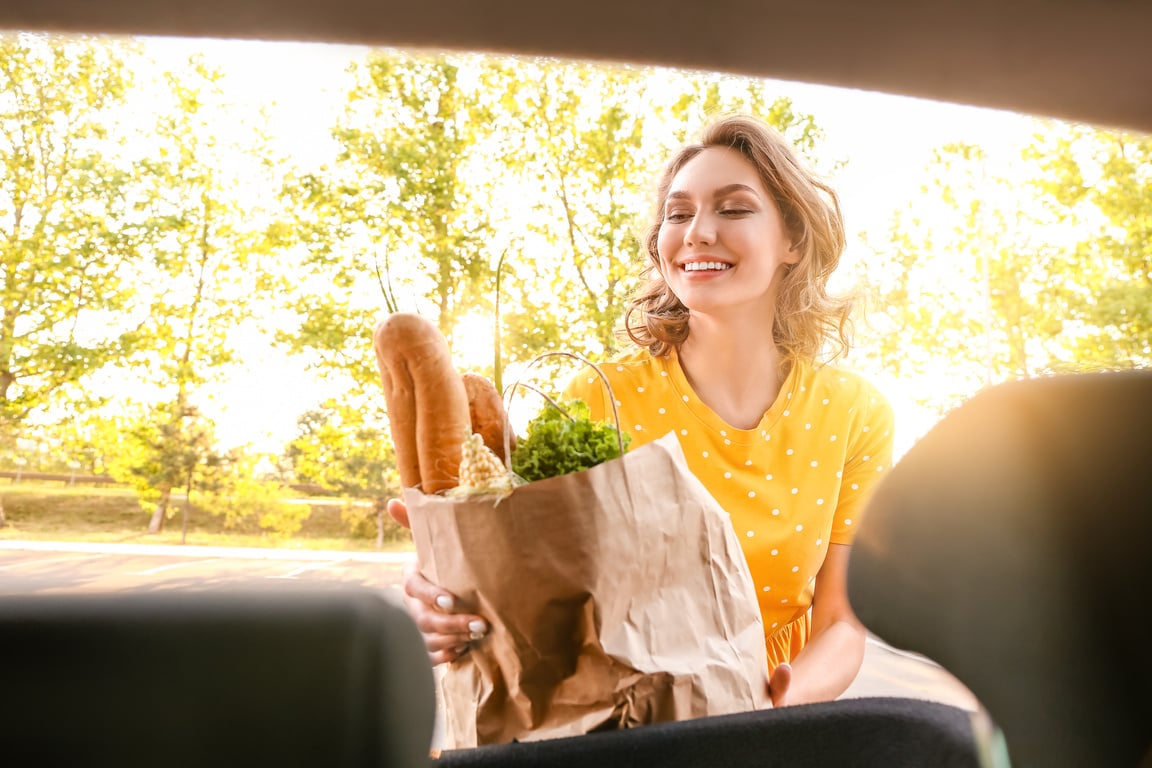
[656, 146, 797, 319]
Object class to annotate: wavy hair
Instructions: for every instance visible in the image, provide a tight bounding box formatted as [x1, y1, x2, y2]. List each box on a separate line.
[622, 115, 853, 362]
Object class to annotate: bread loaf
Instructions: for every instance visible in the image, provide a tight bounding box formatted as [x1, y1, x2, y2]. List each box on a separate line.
[461, 371, 514, 462]
[373, 313, 471, 494]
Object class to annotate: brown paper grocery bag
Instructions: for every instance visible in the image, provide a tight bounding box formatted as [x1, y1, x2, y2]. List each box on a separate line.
[405, 430, 770, 748]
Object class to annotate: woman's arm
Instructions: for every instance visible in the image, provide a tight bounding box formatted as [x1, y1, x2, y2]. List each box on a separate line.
[772, 543, 867, 706]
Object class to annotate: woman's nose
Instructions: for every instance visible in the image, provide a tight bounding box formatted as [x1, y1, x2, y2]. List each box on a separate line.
[685, 211, 715, 246]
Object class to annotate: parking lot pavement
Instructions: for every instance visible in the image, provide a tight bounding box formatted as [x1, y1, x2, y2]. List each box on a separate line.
[0, 538, 412, 562]
[0, 539, 413, 594]
[1, 539, 980, 714]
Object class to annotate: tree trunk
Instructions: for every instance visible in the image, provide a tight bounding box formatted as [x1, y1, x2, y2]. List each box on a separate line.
[148, 488, 172, 534]
[375, 498, 385, 550]
[0, 494, 6, 528]
[181, 472, 193, 545]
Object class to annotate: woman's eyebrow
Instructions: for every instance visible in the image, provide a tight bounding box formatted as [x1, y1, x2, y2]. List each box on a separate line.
[665, 183, 760, 201]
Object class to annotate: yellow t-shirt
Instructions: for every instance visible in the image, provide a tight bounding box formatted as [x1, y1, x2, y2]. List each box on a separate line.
[564, 346, 895, 670]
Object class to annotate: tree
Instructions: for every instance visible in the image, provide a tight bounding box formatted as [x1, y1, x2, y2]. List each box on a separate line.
[0, 34, 149, 525]
[489, 61, 657, 360]
[274, 51, 501, 396]
[282, 399, 402, 547]
[193, 451, 306, 540]
[0, 34, 146, 421]
[858, 137, 1087, 414]
[110, 401, 223, 533]
[1030, 124, 1152, 370]
[122, 54, 278, 532]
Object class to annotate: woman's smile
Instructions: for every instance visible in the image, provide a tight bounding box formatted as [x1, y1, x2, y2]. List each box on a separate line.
[680, 259, 733, 273]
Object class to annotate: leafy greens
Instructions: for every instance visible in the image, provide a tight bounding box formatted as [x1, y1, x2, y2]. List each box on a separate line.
[510, 399, 630, 482]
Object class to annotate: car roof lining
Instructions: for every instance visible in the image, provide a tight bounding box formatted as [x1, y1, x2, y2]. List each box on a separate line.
[4, 0, 1151, 136]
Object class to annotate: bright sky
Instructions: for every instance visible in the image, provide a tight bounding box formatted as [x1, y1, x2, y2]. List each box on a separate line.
[138, 37, 1042, 458]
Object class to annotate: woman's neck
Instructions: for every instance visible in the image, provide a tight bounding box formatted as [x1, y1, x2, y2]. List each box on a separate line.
[677, 314, 789, 430]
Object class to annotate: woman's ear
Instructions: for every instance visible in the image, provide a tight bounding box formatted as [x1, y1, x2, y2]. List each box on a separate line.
[783, 223, 802, 264]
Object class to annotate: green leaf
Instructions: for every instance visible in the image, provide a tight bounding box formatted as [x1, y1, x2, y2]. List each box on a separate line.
[510, 398, 630, 482]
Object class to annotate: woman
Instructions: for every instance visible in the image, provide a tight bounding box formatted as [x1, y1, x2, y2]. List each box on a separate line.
[390, 114, 895, 707]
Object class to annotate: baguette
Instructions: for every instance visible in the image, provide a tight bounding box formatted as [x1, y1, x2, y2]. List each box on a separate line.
[373, 313, 471, 495]
[461, 371, 514, 462]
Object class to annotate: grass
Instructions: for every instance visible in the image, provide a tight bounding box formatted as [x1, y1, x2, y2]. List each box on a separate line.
[0, 481, 415, 553]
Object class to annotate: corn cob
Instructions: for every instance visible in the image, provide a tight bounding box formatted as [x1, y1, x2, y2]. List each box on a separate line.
[456, 432, 514, 493]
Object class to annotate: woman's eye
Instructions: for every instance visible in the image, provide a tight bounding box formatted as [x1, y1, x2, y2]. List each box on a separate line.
[664, 211, 692, 222]
[719, 208, 752, 216]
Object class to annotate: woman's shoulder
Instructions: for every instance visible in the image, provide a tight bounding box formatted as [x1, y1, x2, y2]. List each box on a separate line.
[568, 346, 662, 384]
[797, 359, 893, 411]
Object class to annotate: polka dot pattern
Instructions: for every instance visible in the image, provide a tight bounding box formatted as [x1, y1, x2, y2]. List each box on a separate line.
[563, 346, 896, 672]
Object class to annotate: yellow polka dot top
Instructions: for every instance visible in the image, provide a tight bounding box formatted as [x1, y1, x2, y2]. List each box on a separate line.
[564, 346, 895, 669]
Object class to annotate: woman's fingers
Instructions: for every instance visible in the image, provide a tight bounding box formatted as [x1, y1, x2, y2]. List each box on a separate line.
[386, 498, 411, 528]
[768, 662, 793, 708]
[429, 644, 473, 666]
[401, 558, 488, 666]
[402, 589, 486, 638]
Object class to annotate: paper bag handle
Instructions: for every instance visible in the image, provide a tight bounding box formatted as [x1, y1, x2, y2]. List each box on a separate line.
[500, 351, 626, 475]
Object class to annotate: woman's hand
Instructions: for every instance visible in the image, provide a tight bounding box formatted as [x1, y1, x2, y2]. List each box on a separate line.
[768, 662, 793, 707]
[389, 499, 488, 666]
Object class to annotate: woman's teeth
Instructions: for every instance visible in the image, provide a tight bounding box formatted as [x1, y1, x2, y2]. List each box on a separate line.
[684, 261, 731, 272]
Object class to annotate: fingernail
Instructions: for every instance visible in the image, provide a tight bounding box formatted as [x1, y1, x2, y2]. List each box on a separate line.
[468, 619, 486, 634]
[470, 631, 484, 641]
[454, 644, 470, 655]
[435, 595, 453, 611]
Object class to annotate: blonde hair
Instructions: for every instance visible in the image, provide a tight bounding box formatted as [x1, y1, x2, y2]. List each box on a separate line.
[623, 115, 852, 362]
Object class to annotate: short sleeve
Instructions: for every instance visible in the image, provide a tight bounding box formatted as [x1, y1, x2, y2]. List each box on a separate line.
[830, 387, 896, 545]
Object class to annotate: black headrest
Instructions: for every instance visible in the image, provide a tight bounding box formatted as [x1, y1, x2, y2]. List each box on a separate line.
[0, 587, 435, 768]
[849, 370, 1152, 767]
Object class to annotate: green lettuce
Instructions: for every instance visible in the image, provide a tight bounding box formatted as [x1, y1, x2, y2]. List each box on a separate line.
[510, 399, 630, 482]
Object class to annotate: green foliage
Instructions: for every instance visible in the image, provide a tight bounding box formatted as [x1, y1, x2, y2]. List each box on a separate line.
[511, 399, 630, 482]
[856, 136, 1081, 414]
[339, 501, 410, 543]
[35, 38, 1152, 536]
[1029, 124, 1152, 370]
[109, 402, 222, 519]
[668, 73, 834, 170]
[282, 399, 397, 501]
[196, 468, 306, 538]
[2, 398, 123, 476]
[856, 120, 1152, 421]
[281, 400, 402, 543]
[273, 52, 502, 397]
[490, 61, 655, 359]
[109, 53, 280, 534]
[0, 34, 143, 423]
[127, 53, 274, 385]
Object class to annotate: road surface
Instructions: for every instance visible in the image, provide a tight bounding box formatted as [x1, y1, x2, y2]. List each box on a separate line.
[0, 540, 980, 713]
[0, 540, 406, 594]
